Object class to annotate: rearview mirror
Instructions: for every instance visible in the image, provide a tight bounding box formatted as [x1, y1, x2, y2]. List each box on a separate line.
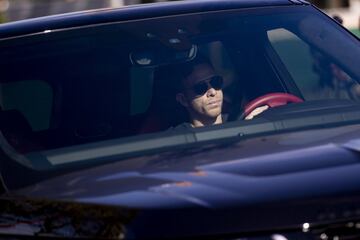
[130, 44, 197, 67]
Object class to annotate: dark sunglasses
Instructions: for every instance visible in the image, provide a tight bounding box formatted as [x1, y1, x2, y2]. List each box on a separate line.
[188, 75, 224, 96]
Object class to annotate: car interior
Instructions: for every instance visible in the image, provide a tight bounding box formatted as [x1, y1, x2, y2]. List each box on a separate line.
[0, 6, 359, 155]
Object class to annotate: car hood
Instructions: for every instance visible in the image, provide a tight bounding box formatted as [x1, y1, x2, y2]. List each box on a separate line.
[5, 124, 360, 238]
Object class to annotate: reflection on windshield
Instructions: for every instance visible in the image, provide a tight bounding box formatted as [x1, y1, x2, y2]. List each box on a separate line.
[0, 6, 359, 158]
[311, 49, 360, 99]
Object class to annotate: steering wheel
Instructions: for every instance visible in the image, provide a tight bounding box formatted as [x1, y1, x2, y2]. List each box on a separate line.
[243, 92, 303, 119]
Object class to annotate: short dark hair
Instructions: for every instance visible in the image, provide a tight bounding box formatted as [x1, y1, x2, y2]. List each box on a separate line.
[173, 55, 214, 93]
[153, 54, 213, 95]
[152, 56, 213, 125]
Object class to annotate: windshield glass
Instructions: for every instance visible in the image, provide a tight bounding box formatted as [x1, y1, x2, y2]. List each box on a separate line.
[0, 6, 359, 167]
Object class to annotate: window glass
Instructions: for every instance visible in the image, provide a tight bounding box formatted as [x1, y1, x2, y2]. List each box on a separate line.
[268, 28, 360, 101]
[0, 6, 359, 155]
[0, 80, 53, 131]
[130, 67, 153, 115]
[268, 28, 319, 97]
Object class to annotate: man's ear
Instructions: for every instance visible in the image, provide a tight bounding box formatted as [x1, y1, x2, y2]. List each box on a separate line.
[176, 93, 189, 107]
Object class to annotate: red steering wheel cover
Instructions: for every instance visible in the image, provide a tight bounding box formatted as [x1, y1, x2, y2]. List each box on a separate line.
[244, 92, 303, 117]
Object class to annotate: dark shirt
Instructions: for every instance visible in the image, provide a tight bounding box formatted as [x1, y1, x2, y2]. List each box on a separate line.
[171, 122, 193, 131]
[169, 114, 227, 131]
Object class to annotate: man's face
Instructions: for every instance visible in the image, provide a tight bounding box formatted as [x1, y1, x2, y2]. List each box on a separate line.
[180, 63, 223, 121]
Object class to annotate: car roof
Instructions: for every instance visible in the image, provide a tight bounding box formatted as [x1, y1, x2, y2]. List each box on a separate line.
[0, 0, 309, 39]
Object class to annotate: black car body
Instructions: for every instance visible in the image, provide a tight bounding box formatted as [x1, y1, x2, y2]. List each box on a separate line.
[1, 0, 360, 239]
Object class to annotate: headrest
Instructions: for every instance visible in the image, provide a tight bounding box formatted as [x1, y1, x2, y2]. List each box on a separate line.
[0, 109, 32, 134]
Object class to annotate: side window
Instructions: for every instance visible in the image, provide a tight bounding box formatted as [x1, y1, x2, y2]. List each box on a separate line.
[0, 80, 53, 131]
[268, 28, 360, 101]
[268, 28, 320, 99]
[130, 67, 153, 115]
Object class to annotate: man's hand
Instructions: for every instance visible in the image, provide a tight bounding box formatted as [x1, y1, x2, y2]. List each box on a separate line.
[245, 105, 269, 120]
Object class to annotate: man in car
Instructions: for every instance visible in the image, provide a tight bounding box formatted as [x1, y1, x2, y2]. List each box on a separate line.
[175, 58, 224, 128]
[175, 57, 267, 128]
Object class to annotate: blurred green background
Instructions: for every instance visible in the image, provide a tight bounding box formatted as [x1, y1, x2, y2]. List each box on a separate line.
[351, 29, 360, 37]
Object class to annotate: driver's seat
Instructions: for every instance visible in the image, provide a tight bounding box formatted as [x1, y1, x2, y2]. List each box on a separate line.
[0, 109, 43, 153]
[139, 67, 187, 134]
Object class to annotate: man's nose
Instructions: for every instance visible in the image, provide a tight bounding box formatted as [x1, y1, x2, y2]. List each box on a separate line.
[206, 86, 217, 97]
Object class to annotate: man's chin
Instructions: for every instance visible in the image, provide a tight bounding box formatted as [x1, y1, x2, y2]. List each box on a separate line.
[205, 110, 222, 119]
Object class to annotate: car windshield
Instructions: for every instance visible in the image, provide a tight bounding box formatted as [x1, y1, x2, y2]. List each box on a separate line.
[0, 5, 360, 171]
